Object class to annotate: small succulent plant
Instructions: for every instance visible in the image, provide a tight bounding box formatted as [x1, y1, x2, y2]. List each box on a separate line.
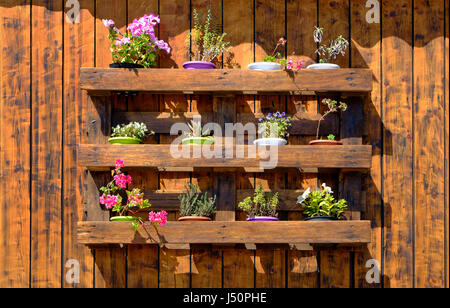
[184, 120, 211, 138]
[238, 185, 279, 218]
[111, 122, 154, 141]
[313, 27, 349, 64]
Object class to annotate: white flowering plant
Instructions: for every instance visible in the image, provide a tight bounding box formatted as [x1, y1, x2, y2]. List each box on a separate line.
[111, 122, 154, 141]
[297, 183, 347, 219]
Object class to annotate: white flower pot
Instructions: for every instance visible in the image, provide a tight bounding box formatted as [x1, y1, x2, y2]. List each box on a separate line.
[307, 63, 340, 69]
[248, 62, 282, 71]
[253, 138, 287, 146]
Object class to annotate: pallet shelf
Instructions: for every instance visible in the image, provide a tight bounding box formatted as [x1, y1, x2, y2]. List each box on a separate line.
[77, 221, 371, 245]
[78, 144, 372, 170]
[80, 68, 373, 95]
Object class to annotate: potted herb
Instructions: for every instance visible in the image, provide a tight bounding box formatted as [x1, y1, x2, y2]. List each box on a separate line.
[297, 183, 348, 221]
[184, 8, 231, 69]
[100, 159, 167, 231]
[178, 183, 216, 221]
[182, 120, 215, 145]
[249, 37, 286, 71]
[109, 122, 154, 145]
[254, 112, 292, 146]
[307, 27, 349, 69]
[310, 99, 347, 145]
[103, 14, 170, 68]
[238, 185, 279, 221]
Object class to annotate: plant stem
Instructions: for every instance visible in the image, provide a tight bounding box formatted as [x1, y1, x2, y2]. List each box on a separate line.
[316, 112, 330, 140]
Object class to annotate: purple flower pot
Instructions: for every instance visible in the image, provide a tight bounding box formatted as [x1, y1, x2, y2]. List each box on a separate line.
[183, 61, 216, 70]
[246, 217, 280, 222]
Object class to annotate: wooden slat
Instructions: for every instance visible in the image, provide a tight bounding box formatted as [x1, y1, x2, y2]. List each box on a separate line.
[0, 0, 31, 288]
[80, 68, 373, 94]
[78, 221, 372, 245]
[78, 144, 373, 169]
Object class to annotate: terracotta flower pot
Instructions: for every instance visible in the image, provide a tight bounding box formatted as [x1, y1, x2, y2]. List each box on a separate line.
[110, 63, 144, 69]
[108, 137, 143, 145]
[183, 61, 216, 69]
[309, 140, 343, 146]
[305, 216, 338, 222]
[246, 217, 280, 222]
[178, 216, 212, 222]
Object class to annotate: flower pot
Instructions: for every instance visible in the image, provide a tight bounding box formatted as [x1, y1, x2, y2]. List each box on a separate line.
[306, 63, 340, 69]
[309, 140, 343, 146]
[182, 137, 215, 145]
[110, 216, 138, 222]
[108, 137, 143, 145]
[110, 63, 144, 69]
[183, 61, 216, 69]
[178, 216, 212, 222]
[246, 217, 280, 222]
[305, 216, 338, 222]
[248, 62, 282, 71]
[254, 138, 287, 146]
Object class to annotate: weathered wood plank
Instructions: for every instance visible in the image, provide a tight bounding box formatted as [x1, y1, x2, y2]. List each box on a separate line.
[445, 0, 449, 289]
[78, 144, 373, 169]
[0, 0, 31, 288]
[80, 68, 373, 94]
[78, 221, 372, 245]
[382, 0, 414, 288]
[413, 0, 446, 288]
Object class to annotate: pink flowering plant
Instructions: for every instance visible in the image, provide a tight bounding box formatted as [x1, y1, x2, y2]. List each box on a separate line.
[102, 14, 171, 68]
[263, 37, 303, 71]
[100, 159, 167, 231]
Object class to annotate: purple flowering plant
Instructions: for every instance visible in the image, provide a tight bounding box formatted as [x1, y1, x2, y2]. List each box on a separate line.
[258, 112, 292, 140]
[102, 15, 171, 68]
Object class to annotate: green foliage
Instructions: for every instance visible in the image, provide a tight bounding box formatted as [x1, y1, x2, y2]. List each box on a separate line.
[297, 184, 348, 219]
[184, 120, 211, 138]
[313, 27, 349, 64]
[316, 99, 347, 140]
[264, 52, 282, 63]
[238, 185, 279, 218]
[327, 134, 336, 141]
[111, 122, 154, 141]
[186, 8, 232, 62]
[179, 183, 217, 218]
[258, 112, 292, 139]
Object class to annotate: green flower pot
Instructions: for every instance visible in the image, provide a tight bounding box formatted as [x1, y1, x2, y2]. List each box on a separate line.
[108, 137, 142, 145]
[182, 137, 215, 145]
[110, 216, 138, 222]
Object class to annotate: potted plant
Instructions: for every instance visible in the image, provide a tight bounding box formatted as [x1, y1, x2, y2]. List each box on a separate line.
[102, 14, 170, 68]
[100, 159, 167, 231]
[297, 183, 347, 221]
[184, 8, 231, 69]
[182, 120, 215, 145]
[310, 99, 347, 145]
[238, 185, 279, 221]
[249, 37, 286, 71]
[254, 112, 292, 146]
[307, 27, 349, 69]
[108, 122, 154, 145]
[178, 183, 216, 221]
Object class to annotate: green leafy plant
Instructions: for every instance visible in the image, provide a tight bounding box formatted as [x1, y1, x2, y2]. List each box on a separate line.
[258, 112, 292, 139]
[327, 134, 336, 141]
[179, 183, 217, 218]
[315, 99, 347, 140]
[238, 185, 279, 218]
[263, 37, 287, 63]
[184, 120, 211, 138]
[111, 122, 154, 141]
[313, 27, 349, 64]
[186, 8, 232, 62]
[297, 183, 348, 219]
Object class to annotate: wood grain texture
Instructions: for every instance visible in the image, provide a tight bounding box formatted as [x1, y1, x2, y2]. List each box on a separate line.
[0, 0, 30, 288]
[127, 245, 158, 288]
[413, 0, 446, 288]
[80, 68, 373, 94]
[382, 0, 414, 288]
[94, 247, 126, 288]
[31, 0, 63, 288]
[78, 144, 373, 169]
[78, 221, 372, 245]
[445, 0, 449, 290]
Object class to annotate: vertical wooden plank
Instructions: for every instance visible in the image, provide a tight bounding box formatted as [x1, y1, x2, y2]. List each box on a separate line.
[191, 247, 222, 288]
[0, 0, 31, 288]
[350, 0, 383, 288]
[413, 0, 446, 288]
[63, 0, 95, 288]
[255, 0, 285, 62]
[382, 0, 414, 288]
[92, 0, 127, 289]
[318, 0, 351, 289]
[223, 0, 254, 68]
[127, 245, 158, 288]
[445, 0, 449, 289]
[223, 249, 255, 288]
[31, 0, 63, 288]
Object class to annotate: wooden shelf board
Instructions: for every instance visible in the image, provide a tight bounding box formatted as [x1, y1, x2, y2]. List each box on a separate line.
[78, 144, 372, 170]
[77, 221, 371, 245]
[80, 68, 373, 94]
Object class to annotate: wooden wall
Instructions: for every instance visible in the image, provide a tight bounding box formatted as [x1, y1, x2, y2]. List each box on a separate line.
[0, 0, 448, 288]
